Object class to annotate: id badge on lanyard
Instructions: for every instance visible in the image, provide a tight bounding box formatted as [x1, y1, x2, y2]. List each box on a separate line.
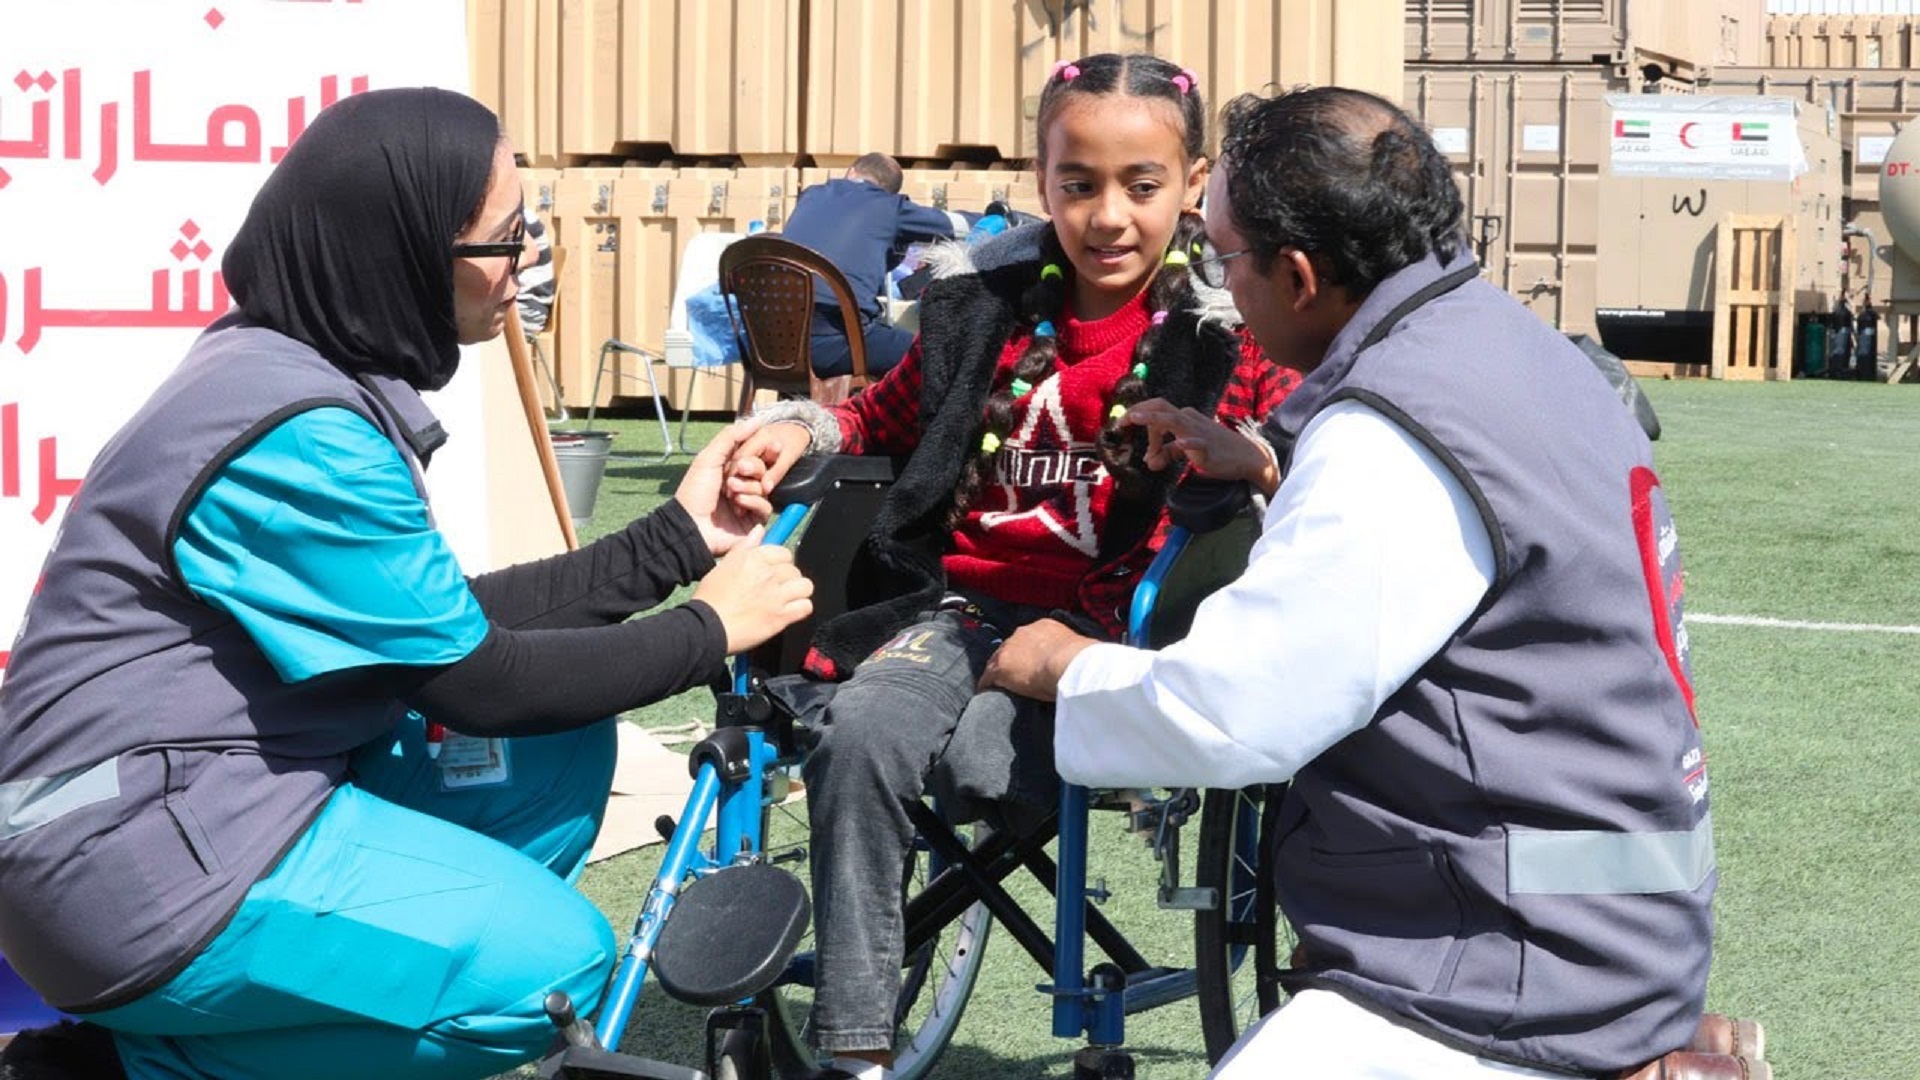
[419, 713, 513, 790]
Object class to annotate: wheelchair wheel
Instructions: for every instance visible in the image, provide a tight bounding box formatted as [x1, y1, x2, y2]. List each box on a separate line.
[756, 817, 993, 1080]
[1193, 785, 1290, 1063]
[714, 1026, 763, 1080]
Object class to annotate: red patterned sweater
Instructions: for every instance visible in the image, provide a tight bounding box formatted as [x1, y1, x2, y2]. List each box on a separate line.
[828, 289, 1297, 637]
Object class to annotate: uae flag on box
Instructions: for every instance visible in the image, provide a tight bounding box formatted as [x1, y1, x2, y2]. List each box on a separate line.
[1734, 122, 1769, 142]
[1615, 118, 1650, 139]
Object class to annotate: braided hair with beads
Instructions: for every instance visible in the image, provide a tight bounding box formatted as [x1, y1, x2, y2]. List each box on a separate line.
[947, 53, 1208, 529]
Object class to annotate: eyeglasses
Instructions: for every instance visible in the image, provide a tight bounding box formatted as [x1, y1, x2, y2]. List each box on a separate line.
[1191, 242, 1250, 289]
[451, 203, 528, 266]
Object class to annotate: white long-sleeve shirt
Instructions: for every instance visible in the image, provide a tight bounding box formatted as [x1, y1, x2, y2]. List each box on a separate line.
[1054, 400, 1498, 790]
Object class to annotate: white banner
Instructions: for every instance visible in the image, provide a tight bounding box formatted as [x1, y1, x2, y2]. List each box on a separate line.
[1606, 95, 1810, 182]
[0, 0, 481, 675]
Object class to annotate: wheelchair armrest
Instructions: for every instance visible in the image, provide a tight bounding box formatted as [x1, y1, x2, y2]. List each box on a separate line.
[1167, 475, 1253, 534]
[770, 454, 901, 510]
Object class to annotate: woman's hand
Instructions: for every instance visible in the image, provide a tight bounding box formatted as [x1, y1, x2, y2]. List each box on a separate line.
[722, 421, 812, 523]
[675, 420, 775, 557]
[1125, 399, 1280, 497]
[690, 540, 815, 653]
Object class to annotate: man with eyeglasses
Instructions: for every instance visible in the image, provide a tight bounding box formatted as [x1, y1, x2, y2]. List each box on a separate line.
[984, 87, 1737, 1080]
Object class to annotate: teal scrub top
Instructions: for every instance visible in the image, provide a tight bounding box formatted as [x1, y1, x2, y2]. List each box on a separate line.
[171, 406, 488, 683]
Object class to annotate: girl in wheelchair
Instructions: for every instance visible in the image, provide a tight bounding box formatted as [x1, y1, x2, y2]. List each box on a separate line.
[723, 53, 1297, 1079]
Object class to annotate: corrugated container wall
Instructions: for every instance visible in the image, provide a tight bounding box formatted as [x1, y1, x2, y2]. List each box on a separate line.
[1405, 64, 1613, 336]
[1765, 14, 1917, 68]
[1406, 0, 1765, 71]
[804, 0, 1405, 164]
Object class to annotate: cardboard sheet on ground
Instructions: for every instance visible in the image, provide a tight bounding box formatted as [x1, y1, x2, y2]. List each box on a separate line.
[589, 723, 698, 864]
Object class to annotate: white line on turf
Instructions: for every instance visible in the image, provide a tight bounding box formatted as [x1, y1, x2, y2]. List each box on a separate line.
[1690, 613, 1920, 636]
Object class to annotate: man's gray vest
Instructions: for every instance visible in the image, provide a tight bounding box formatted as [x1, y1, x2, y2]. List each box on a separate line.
[1268, 252, 1713, 1075]
[0, 315, 448, 1010]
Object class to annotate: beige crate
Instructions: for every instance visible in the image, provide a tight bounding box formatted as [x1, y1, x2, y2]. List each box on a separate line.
[1594, 95, 1840, 320]
[473, 0, 803, 164]
[1210, 0, 1408, 112]
[542, 166, 797, 412]
[794, 165, 1043, 225]
[1406, 64, 1616, 337]
[1407, 0, 1763, 71]
[470, 0, 564, 163]
[802, 1, 1023, 161]
[1766, 14, 1917, 70]
[803, 0, 1403, 164]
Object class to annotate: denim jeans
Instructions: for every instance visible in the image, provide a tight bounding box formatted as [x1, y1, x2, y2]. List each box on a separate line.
[802, 596, 1054, 1053]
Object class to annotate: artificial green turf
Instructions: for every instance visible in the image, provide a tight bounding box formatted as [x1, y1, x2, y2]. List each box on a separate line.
[525, 378, 1920, 1079]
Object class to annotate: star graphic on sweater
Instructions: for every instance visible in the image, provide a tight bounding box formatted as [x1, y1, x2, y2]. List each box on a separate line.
[978, 371, 1102, 555]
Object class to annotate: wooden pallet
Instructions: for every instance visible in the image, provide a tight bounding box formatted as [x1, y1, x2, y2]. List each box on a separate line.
[1711, 214, 1795, 381]
[1623, 360, 1714, 380]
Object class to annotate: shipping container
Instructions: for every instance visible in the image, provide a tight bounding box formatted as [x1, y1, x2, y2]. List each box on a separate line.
[1406, 0, 1765, 71]
[1765, 13, 1917, 68]
[1846, 201, 1895, 301]
[1705, 66, 1919, 114]
[1405, 64, 1615, 337]
[1843, 113, 1912, 203]
[1699, 69, 1917, 205]
[804, 0, 1405, 163]
[1592, 94, 1840, 367]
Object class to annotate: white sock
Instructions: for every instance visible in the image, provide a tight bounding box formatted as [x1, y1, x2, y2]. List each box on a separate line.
[824, 1057, 889, 1080]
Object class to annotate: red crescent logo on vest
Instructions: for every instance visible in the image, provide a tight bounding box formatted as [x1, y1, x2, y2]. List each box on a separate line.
[1630, 466, 1696, 725]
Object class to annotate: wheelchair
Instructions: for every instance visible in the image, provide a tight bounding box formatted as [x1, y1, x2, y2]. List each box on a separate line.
[538, 456, 1292, 1080]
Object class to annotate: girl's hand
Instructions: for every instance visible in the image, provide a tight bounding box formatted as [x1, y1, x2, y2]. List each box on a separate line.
[691, 540, 814, 653]
[723, 422, 812, 523]
[675, 420, 774, 557]
[1125, 399, 1280, 497]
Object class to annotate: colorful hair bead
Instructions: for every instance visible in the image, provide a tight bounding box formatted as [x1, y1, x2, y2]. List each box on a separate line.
[1150, 311, 1169, 327]
[1052, 60, 1081, 81]
[1010, 378, 1033, 397]
[1163, 249, 1191, 267]
[1132, 363, 1149, 379]
[1040, 263, 1065, 282]
[1109, 404, 1128, 421]
[1033, 320, 1057, 338]
[1173, 68, 1199, 95]
[981, 432, 1003, 454]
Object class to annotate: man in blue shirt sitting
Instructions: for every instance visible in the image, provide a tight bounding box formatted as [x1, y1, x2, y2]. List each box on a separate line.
[780, 152, 960, 379]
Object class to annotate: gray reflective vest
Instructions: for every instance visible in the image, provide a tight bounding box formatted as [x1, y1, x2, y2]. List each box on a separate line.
[1268, 252, 1713, 1075]
[0, 316, 447, 1010]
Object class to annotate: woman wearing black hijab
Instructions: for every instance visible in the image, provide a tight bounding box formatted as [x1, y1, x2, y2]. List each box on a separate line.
[0, 88, 811, 1080]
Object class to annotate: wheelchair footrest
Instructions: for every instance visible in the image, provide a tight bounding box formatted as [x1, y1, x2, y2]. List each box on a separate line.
[536, 1045, 705, 1080]
[654, 863, 811, 1007]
